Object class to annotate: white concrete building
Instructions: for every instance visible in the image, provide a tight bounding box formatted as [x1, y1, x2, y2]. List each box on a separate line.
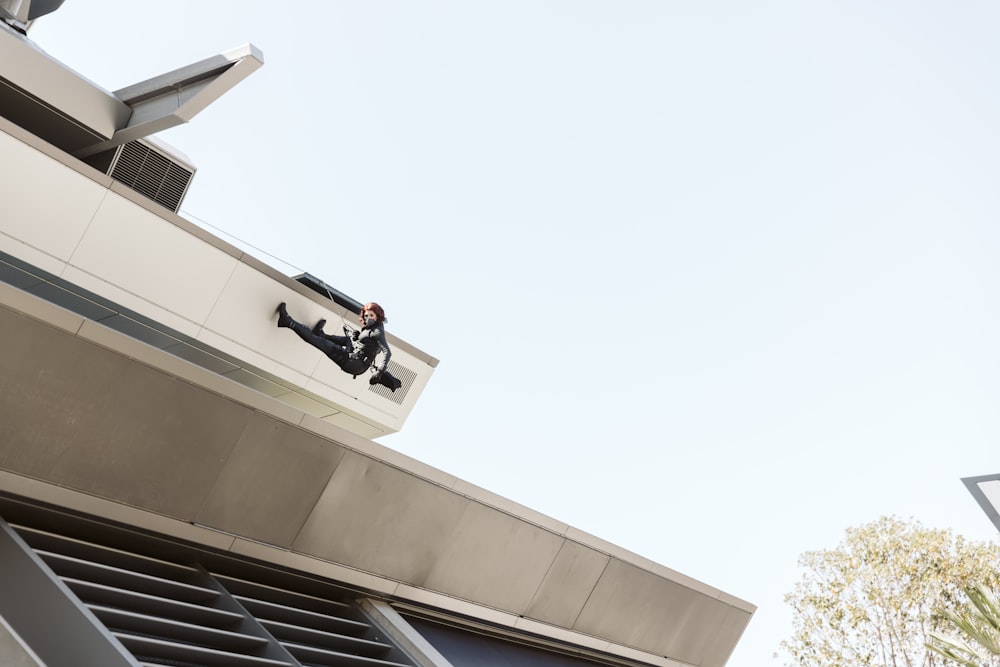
[0, 6, 754, 667]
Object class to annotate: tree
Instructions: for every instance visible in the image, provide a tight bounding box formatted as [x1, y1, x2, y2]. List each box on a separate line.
[781, 516, 1000, 667]
[927, 583, 1000, 667]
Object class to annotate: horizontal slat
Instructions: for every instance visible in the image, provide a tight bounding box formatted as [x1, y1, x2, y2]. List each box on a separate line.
[39, 551, 218, 603]
[213, 573, 353, 615]
[282, 641, 411, 667]
[115, 633, 293, 667]
[235, 596, 368, 635]
[259, 618, 390, 656]
[63, 578, 242, 627]
[90, 604, 268, 652]
[11, 524, 198, 580]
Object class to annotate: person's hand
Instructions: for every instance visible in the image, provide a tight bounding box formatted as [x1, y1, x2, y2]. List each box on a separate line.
[369, 372, 382, 385]
[351, 330, 360, 340]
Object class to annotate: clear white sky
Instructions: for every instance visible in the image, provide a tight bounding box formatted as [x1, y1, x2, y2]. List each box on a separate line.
[31, 2, 1000, 664]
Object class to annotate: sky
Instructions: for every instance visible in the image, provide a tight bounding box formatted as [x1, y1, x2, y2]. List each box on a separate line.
[28, 2, 1000, 665]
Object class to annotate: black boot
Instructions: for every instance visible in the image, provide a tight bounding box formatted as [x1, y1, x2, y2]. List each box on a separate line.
[276, 302, 292, 328]
[312, 319, 327, 335]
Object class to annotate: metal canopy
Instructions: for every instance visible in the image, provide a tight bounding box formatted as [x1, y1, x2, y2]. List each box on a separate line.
[76, 44, 264, 157]
[0, 23, 262, 156]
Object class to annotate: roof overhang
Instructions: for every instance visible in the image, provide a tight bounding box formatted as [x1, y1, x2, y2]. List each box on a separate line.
[0, 287, 754, 667]
[0, 21, 262, 155]
[0, 20, 129, 149]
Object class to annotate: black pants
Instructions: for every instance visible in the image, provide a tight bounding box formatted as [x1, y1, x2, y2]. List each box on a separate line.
[289, 321, 370, 375]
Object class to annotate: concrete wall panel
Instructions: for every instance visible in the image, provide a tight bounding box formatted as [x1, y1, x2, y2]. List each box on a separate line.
[293, 451, 469, 584]
[524, 539, 610, 629]
[69, 193, 240, 324]
[204, 262, 329, 379]
[422, 501, 566, 613]
[195, 412, 346, 548]
[0, 132, 106, 266]
[574, 558, 733, 664]
[0, 307, 251, 519]
[294, 449, 570, 614]
[321, 411, 386, 439]
[699, 605, 754, 667]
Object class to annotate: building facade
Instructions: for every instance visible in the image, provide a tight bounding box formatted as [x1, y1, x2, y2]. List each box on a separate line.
[0, 8, 754, 667]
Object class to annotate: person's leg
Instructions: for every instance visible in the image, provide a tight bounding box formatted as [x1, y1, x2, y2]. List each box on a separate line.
[311, 319, 351, 346]
[277, 303, 351, 364]
[276, 302, 293, 328]
[341, 359, 371, 376]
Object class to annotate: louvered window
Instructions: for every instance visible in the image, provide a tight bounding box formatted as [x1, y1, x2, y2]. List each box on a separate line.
[0, 518, 416, 667]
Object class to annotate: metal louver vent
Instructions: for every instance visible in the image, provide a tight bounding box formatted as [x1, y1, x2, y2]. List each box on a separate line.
[213, 575, 413, 667]
[368, 361, 416, 405]
[106, 140, 195, 213]
[0, 518, 417, 667]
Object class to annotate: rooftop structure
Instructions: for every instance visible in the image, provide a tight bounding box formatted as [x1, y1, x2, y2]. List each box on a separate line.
[0, 9, 754, 667]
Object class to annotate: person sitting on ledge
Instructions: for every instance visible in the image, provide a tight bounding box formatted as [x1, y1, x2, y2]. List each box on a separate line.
[276, 300, 402, 392]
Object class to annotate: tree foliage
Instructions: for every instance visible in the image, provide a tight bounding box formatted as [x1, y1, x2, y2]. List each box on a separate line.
[927, 583, 1000, 667]
[781, 516, 1000, 667]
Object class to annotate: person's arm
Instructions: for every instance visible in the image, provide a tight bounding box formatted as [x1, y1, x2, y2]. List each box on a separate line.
[371, 329, 391, 376]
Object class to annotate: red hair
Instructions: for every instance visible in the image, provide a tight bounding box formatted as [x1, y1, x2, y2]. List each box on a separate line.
[361, 302, 387, 324]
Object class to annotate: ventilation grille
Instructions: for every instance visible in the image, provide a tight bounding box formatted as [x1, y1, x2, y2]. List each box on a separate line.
[369, 361, 417, 405]
[6, 522, 415, 667]
[107, 140, 195, 213]
[214, 575, 411, 667]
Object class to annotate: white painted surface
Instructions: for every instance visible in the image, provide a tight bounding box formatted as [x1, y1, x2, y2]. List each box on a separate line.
[0, 122, 436, 437]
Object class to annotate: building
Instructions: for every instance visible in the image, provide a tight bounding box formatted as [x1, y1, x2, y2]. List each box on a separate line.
[0, 5, 755, 666]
